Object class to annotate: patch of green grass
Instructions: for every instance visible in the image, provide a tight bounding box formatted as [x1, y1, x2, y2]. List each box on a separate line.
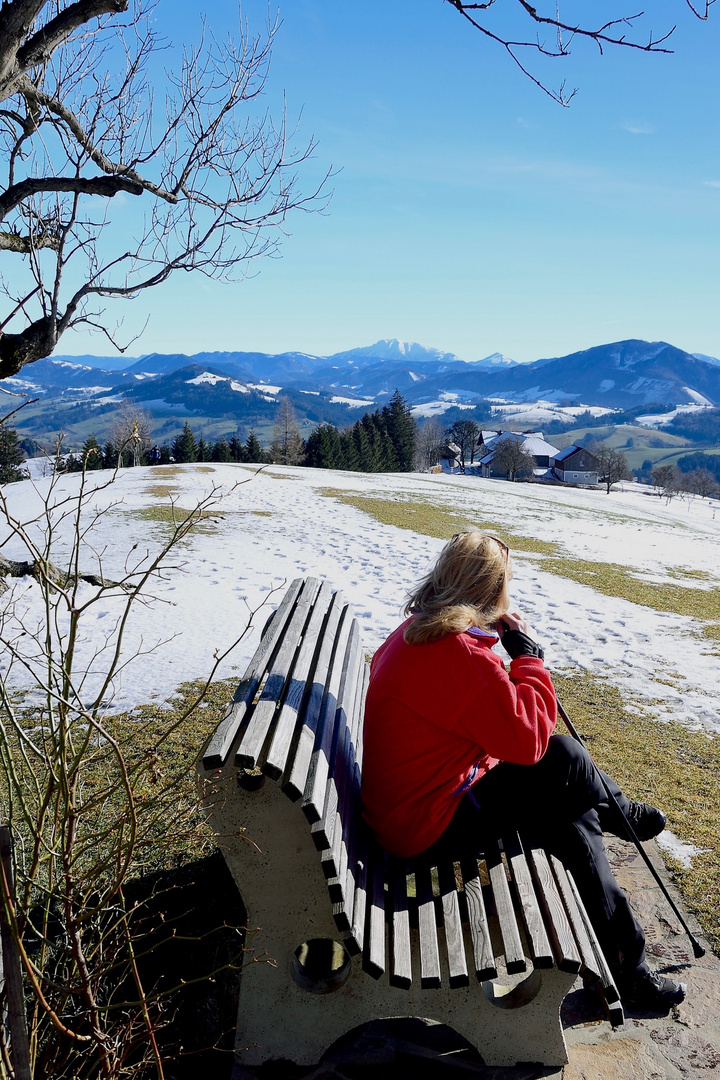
[1, 677, 239, 878]
[552, 672, 720, 954]
[318, 490, 558, 555]
[543, 556, 720, 621]
[142, 483, 182, 500]
[263, 469, 306, 481]
[127, 504, 226, 537]
[102, 677, 239, 869]
[669, 567, 712, 581]
[148, 464, 215, 476]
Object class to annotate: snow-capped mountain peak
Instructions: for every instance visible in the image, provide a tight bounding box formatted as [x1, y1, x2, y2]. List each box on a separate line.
[329, 339, 464, 365]
[470, 352, 517, 368]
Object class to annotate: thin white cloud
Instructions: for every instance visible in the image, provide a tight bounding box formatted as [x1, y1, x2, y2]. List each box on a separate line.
[701, 180, 720, 188]
[620, 121, 656, 135]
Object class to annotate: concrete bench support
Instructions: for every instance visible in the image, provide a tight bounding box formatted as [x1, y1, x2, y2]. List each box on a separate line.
[206, 774, 577, 1069]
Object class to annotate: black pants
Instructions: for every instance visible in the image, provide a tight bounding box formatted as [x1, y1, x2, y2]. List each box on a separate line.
[432, 734, 646, 977]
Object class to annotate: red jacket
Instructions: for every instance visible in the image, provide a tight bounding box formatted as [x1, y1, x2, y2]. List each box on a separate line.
[361, 619, 557, 857]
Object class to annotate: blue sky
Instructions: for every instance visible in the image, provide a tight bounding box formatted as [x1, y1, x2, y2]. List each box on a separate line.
[64, 0, 720, 363]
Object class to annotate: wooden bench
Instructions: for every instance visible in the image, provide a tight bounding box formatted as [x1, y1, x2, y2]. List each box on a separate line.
[200, 577, 623, 1073]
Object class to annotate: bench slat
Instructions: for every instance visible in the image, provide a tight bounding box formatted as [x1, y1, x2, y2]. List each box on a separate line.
[264, 581, 335, 781]
[202, 578, 304, 770]
[304, 616, 361, 829]
[334, 656, 366, 888]
[389, 860, 413, 989]
[486, 839, 527, 975]
[565, 870, 623, 1023]
[323, 653, 365, 888]
[282, 590, 347, 801]
[339, 665, 371, 950]
[235, 578, 322, 770]
[346, 829, 368, 956]
[331, 662, 370, 922]
[416, 862, 442, 989]
[313, 624, 364, 861]
[461, 856, 497, 981]
[363, 843, 386, 980]
[503, 832, 554, 969]
[549, 853, 601, 982]
[527, 845, 581, 974]
[438, 860, 469, 988]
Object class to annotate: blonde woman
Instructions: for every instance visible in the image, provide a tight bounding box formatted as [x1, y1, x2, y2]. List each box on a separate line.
[361, 531, 685, 1012]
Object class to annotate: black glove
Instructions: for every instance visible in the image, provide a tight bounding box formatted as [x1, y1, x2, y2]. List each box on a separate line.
[499, 628, 544, 661]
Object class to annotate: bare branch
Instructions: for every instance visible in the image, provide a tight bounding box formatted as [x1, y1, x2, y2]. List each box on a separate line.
[0, 174, 143, 222]
[444, 0, 684, 104]
[17, 0, 129, 73]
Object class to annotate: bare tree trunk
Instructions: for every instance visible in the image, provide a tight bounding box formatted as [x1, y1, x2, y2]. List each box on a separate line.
[0, 826, 32, 1080]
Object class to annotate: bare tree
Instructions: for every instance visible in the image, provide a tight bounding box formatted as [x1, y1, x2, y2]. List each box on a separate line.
[0, 459, 269, 1076]
[414, 415, 446, 471]
[446, 419, 480, 473]
[686, 467, 720, 500]
[108, 401, 152, 467]
[591, 442, 633, 493]
[651, 462, 683, 500]
[270, 397, 303, 466]
[0, 1, 326, 378]
[444, 0, 712, 106]
[491, 435, 535, 481]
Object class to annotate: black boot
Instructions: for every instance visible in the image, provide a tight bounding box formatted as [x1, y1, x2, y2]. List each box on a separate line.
[623, 965, 686, 1011]
[599, 798, 666, 842]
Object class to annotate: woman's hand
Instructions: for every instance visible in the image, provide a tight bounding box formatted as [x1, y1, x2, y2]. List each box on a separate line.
[496, 611, 532, 638]
[495, 612, 544, 660]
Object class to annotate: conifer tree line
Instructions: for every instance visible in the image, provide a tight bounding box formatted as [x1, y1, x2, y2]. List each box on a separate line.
[61, 424, 271, 472]
[59, 390, 418, 475]
[304, 391, 417, 472]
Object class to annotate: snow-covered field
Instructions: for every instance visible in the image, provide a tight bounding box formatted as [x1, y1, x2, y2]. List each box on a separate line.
[2, 462, 720, 742]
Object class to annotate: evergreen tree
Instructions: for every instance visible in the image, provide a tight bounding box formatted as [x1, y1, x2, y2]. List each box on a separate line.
[103, 441, 118, 469]
[159, 443, 172, 465]
[360, 413, 383, 472]
[304, 424, 344, 469]
[228, 433, 245, 462]
[212, 437, 231, 462]
[384, 390, 416, 471]
[376, 410, 399, 471]
[196, 436, 209, 462]
[171, 422, 197, 463]
[0, 424, 27, 483]
[80, 434, 104, 470]
[352, 417, 373, 472]
[245, 430, 267, 463]
[340, 429, 360, 471]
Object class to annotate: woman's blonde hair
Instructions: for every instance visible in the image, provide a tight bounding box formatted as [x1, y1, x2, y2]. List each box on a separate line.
[403, 531, 511, 645]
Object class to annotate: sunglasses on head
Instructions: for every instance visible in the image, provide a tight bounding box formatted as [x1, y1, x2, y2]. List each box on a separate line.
[450, 532, 510, 563]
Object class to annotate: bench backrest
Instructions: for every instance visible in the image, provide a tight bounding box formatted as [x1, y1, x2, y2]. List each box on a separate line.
[202, 577, 622, 1020]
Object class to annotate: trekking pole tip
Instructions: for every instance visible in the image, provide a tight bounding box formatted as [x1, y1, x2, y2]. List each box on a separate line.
[691, 937, 706, 959]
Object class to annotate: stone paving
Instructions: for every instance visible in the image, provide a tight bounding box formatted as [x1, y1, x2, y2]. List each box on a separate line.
[237, 836, 719, 1079]
[560, 835, 720, 1080]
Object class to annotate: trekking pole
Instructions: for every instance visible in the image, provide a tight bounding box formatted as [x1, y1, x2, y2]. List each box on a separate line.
[556, 698, 705, 960]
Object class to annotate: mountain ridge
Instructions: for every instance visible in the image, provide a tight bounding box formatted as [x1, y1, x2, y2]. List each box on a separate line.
[5, 339, 720, 448]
